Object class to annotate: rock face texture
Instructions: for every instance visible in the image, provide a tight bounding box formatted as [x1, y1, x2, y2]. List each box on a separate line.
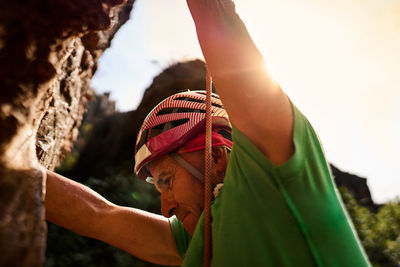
[0, 0, 134, 265]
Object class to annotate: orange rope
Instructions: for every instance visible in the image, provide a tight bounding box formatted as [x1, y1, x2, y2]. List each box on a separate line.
[204, 69, 213, 267]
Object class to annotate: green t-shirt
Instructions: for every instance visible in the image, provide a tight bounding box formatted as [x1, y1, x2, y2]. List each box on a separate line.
[170, 103, 371, 266]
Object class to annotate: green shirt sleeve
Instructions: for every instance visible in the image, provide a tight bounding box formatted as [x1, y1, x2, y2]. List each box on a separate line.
[169, 215, 191, 259]
[230, 102, 307, 181]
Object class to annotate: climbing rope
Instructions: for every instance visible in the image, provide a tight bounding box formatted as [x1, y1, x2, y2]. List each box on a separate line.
[204, 68, 213, 267]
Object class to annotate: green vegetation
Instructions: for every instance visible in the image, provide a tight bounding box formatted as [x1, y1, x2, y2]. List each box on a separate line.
[339, 187, 400, 267]
[56, 122, 93, 173]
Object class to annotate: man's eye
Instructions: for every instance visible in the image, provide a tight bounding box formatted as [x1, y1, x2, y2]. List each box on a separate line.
[156, 175, 173, 190]
[165, 178, 172, 187]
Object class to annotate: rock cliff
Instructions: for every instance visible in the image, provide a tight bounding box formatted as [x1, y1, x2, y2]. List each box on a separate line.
[331, 165, 377, 211]
[0, 0, 134, 265]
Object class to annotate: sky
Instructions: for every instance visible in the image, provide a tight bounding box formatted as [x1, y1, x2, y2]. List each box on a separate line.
[91, 0, 400, 203]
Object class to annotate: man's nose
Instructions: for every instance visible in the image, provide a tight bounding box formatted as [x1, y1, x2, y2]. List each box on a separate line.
[161, 193, 177, 218]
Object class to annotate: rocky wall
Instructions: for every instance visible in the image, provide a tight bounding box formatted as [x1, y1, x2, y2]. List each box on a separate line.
[0, 0, 134, 265]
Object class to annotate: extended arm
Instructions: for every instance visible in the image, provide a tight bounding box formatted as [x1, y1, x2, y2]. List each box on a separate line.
[187, 0, 294, 165]
[45, 170, 181, 265]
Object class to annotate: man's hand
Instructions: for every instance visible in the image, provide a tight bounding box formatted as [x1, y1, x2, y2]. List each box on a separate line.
[203, 0, 236, 14]
[187, 0, 237, 21]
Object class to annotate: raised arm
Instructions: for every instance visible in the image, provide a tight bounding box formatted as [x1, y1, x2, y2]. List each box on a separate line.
[45, 170, 181, 266]
[187, 0, 294, 165]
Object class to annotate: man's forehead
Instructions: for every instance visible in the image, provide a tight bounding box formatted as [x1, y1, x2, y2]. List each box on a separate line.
[149, 156, 174, 175]
[149, 150, 204, 176]
[149, 157, 167, 169]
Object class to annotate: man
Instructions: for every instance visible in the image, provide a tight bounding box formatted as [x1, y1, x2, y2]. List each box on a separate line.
[45, 0, 371, 266]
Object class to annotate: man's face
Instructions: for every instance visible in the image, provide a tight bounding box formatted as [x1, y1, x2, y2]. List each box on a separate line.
[149, 151, 205, 235]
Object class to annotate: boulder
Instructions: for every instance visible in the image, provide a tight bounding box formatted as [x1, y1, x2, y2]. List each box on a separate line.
[331, 164, 377, 211]
[0, 0, 134, 265]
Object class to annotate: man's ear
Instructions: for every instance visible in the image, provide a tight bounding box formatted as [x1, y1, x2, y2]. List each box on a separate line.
[212, 146, 228, 184]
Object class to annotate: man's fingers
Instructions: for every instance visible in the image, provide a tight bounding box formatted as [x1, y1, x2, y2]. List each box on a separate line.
[189, 0, 236, 14]
[104, 0, 127, 6]
[214, 0, 236, 14]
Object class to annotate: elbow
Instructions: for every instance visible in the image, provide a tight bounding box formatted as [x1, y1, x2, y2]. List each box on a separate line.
[79, 201, 116, 239]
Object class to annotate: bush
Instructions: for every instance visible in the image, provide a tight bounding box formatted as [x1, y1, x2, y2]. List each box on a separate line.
[339, 187, 400, 267]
